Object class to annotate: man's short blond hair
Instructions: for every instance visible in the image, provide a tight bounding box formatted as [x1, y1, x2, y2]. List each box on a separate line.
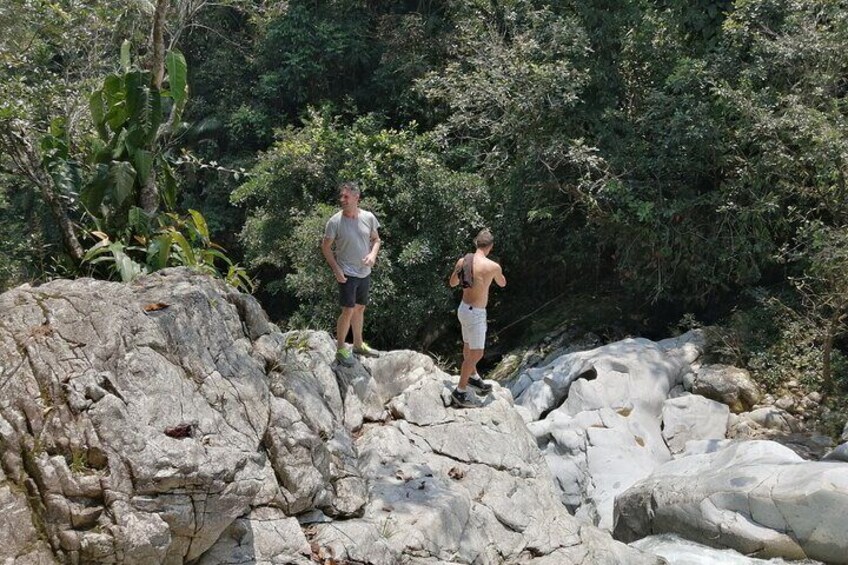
[474, 228, 494, 249]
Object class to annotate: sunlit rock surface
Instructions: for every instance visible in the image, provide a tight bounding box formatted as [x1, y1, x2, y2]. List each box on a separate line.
[615, 441, 848, 564]
[631, 534, 822, 565]
[0, 269, 656, 564]
[509, 332, 706, 529]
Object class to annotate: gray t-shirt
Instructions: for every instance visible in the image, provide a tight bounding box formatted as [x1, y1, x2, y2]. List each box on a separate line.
[324, 210, 380, 278]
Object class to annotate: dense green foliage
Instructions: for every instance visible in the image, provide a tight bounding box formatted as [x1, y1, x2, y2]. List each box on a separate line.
[3, 0, 848, 405]
[233, 110, 487, 345]
[1, 0, 149, 282]
[1, 1, 248, 288]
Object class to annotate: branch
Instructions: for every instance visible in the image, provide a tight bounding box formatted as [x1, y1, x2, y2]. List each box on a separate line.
[0, 121, 84, 262]
[179, 22, 252, 57]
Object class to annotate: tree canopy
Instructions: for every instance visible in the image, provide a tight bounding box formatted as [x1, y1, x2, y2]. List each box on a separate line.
[3, 0, 848, 397]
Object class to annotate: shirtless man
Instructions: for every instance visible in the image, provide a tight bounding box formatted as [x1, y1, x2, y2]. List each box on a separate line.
[448, 228, 506, 408]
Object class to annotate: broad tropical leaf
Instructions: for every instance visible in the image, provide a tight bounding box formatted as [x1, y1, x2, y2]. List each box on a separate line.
[103, 75, 128, 131]
[112, 243, 145, 282]
[80, 164, 110, 213]
[127, 206, 150, 236]
[165, 50, 188, 122]
[169, 229, 197, 266]
[132, 149, 154, 186]
[189, 209, 209, 241]
[82, 237, 112, 262]
[161, 161, 178, 210]
[108, 161, 137, 208]
[89, 90, 109, 140]
[147, 234, 172, 270]
[120, 39, 131, 71]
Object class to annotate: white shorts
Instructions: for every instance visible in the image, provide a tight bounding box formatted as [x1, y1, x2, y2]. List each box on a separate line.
[457, 302, 487, 350]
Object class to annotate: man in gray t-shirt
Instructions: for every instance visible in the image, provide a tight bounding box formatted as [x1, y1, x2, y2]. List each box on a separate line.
[321, 181, 381, 366]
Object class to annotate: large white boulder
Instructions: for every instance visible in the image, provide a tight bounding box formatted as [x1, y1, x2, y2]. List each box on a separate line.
[661, 394, 730, 455]
[614, 440, 848, 563]
[511, 331, 707, 529]
[0, 270, 657, 564]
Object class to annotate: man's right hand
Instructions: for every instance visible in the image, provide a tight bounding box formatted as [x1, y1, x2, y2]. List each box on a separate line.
[334, 269, 348, 284]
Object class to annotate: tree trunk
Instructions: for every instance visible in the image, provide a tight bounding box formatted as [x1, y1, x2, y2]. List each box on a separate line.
[822, 328, 833, 394]
[150, 0, 168, 91]
[1, 123, 84, 263]
[822, 308, 846, 394]
[139, 0, 169, 214]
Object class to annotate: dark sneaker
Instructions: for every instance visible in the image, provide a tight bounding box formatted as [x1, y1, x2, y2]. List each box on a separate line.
[450, 388, 479, 408]
[335, 347, 354, 367]
[353, 342, 380, 358]
[468, 375, 492, 394]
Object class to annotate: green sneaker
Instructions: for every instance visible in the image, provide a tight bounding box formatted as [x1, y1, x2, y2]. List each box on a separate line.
[335, 347, 354, 367]
[353, 343, 380, 358]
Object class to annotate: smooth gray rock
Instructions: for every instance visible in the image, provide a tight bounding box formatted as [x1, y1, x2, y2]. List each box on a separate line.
[631, 533, 820, 564]
[614, 440, 848, 563]
[823, 442, 848, 462]
[680, 439, 733, 456]
[0, 271, 272, 563]
[775, 395, 795, 412]
[512, 332, 704, 423]
[687, 364, 761, 413]
[512, 331, 706, 529]
[661, 395, 729, 454]
[309, 385, 659, 565]
[728, 406, 833, 460]
[736, 407, 801, 434]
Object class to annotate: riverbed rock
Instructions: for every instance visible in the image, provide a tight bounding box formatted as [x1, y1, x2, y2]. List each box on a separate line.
[614, 440, 848, 563]
[823, 442, 848, 462]
[509, 331, 707, 529]
[0, 269, 656, 564]
[661, 395, 729, 455]
[686, 364, 761, 413]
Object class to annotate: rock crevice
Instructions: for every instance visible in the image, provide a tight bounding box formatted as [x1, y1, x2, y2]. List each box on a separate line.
[0, 270, 655, 565]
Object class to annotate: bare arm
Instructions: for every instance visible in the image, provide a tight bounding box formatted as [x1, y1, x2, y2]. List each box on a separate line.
[321, 237, 347, 283]
[363, 229, 381, 267]
[495, 264, 506, 288]
[448, 257, 464, 287]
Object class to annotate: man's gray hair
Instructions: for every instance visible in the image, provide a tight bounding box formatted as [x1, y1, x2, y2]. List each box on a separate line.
[474, 228, 494, 249]
[338, 180, 360, 195]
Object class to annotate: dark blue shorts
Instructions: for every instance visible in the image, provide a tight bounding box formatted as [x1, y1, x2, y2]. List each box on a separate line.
[338, 275, 370, 308]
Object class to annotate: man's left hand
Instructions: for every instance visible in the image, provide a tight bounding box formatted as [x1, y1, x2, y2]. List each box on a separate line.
[363, 253, 377, 267]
